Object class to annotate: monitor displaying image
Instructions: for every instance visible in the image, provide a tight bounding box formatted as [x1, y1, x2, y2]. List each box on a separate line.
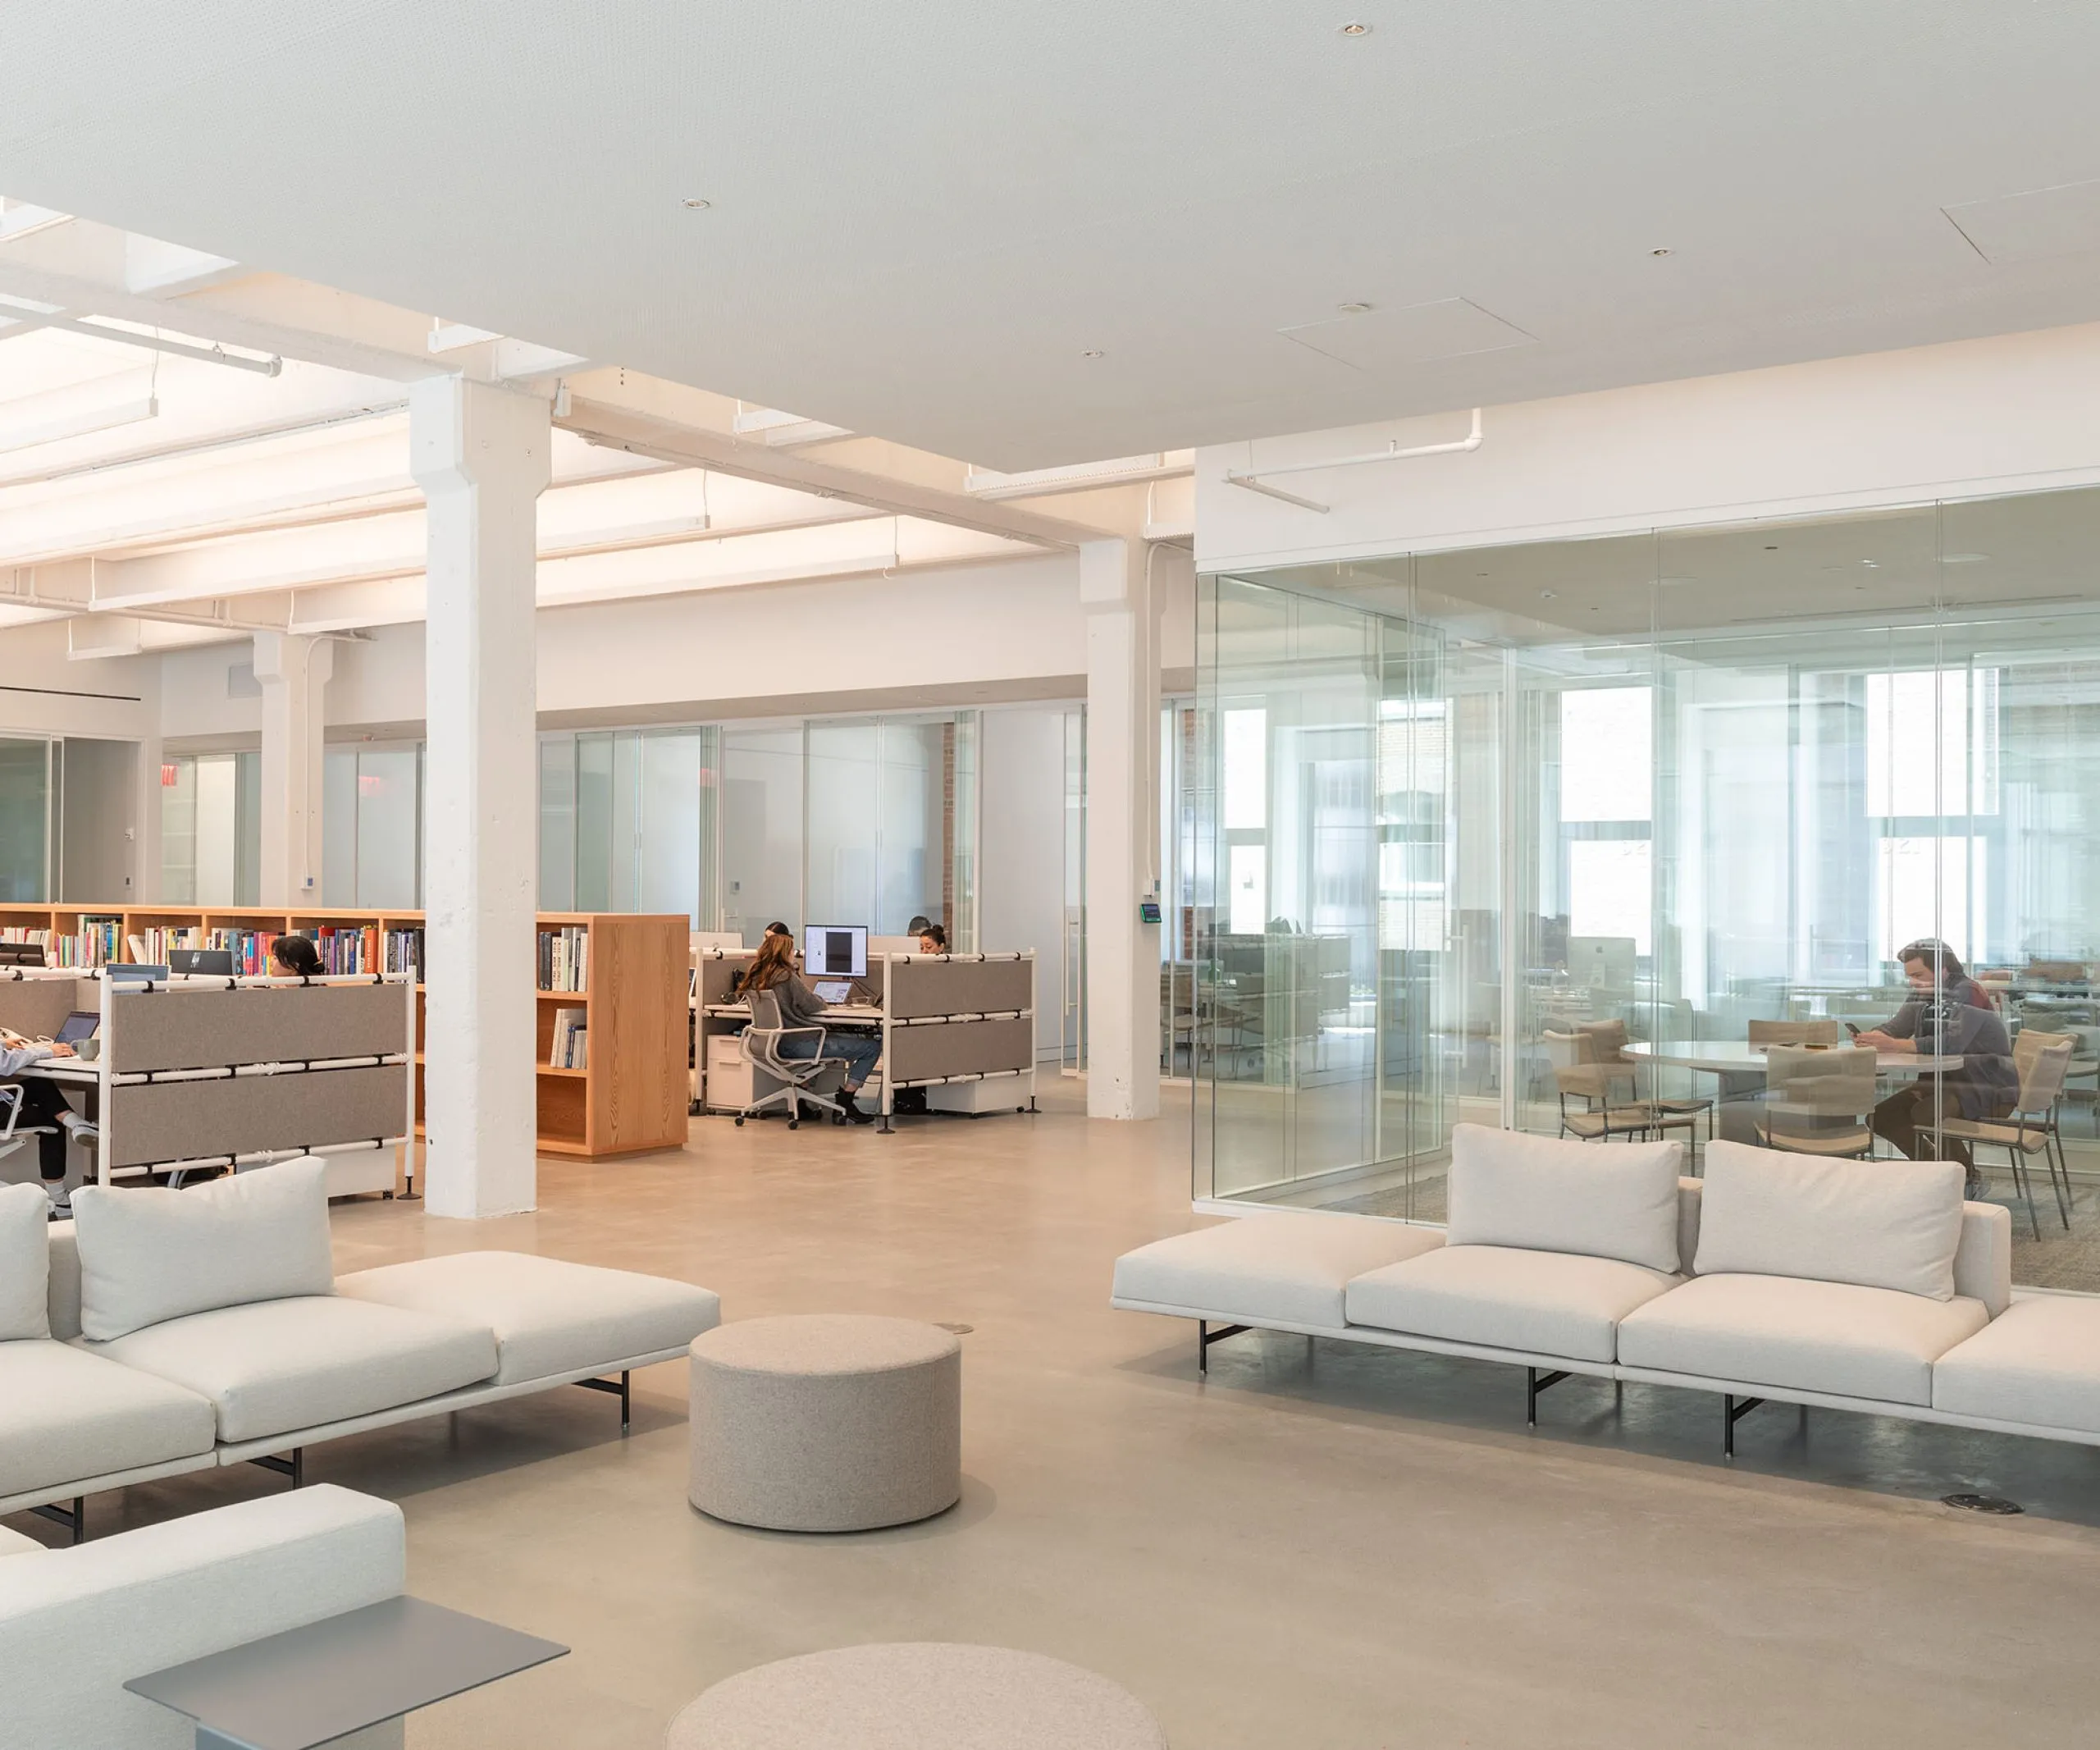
[803, 926, 869, 979]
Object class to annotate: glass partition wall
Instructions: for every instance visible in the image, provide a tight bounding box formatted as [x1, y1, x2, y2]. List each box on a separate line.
[1192, 573, 1492, 1215]
[1204, 484, 2100, 1291]
[538, 711, 978, 946]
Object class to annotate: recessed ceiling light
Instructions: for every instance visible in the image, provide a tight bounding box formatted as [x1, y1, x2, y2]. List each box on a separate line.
[1080, 349, 1105, 359]
[1650, 246, 1673, 257]
[682, 197, 712, 210]
[1764, 544, 1778, 551]
[1337, 301, 1373, 315]
[1540, 590, 1557, 600]
[1339, 21, 1372, 34]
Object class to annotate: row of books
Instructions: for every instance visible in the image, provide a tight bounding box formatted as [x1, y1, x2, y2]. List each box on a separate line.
[538, 926, 589, 993]
[296, 925, 424, 979]
[548, 1006, 589, 1070]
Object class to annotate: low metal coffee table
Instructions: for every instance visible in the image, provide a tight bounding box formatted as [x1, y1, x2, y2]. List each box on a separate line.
[126, 1595, 565, 1749]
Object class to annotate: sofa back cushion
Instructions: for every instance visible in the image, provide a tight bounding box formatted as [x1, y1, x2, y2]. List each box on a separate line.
[1447, 1124, 1684, 1272]
[71, 1157, 336, 1341]
[1693, 1140, 1965, 1300]
[0, 1181, 50, 1341]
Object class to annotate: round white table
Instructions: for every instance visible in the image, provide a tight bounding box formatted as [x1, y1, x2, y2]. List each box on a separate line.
[1624, 1039, 1962, 1143]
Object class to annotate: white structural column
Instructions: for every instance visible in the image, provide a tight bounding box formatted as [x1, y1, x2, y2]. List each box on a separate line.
[1080, 537, 1162, 1120]
[410, 377, 550, 1218]
[252, 631, 333, 905]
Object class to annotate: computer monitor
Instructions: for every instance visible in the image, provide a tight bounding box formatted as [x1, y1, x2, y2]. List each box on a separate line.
[169, 948, 236, 976]
[803, 925, 869, 979]
[1568, 935, 1637, 990]
[54, 1012, 99, 1044]
[0, 941, 46, 967]
[105, 964, 169, 983]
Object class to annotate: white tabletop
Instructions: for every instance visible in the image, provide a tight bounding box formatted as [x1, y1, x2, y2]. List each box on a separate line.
[1625, 1039, 1962, 1074]
[10, 1058, 99, 1084]
[705, 1003, 883, 1022]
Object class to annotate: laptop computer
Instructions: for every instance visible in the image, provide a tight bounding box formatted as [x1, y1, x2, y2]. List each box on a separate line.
[811, 979, 854, 1006]
[54, 1012, 99, 1044]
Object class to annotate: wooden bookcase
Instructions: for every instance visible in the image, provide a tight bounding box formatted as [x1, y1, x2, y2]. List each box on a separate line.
[0, 904, 689, 1163]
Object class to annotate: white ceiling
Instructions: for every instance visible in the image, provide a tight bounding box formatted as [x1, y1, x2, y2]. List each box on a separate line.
[7, 3, 2100, 468]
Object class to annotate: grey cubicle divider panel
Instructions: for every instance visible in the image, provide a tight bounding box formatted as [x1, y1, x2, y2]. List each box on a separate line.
[886, 957, 1031, 1021]
[105, 1065, 405, 1171]
[886, 1016, 1034, 1084]
[0, 974, 94, 1040]
[109, 980, 409, 1074]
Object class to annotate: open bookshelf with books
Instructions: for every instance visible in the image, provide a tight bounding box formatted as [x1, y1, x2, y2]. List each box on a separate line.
[0, 904, 688, 1163]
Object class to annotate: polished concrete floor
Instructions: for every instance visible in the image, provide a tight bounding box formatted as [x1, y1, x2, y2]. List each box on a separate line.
[27, 1080, 2100, 1747]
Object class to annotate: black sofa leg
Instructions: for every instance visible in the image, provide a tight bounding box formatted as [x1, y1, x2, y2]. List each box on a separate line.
[30, 1496, 85, 1544]
[1723, 1394, 1764, 1460]
[1196, 1320, 1249, 1376]
[576, 1369, 632, 1431]
[1527, 1367, 1570, 1427]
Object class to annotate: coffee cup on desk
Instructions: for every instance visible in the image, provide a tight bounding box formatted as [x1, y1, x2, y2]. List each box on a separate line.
[74, 1038, 99, 1062]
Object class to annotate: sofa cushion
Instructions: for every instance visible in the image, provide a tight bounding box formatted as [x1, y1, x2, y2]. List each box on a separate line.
[0, 1524, 39, 1557]
[1112, 1214, 1445, 1329]
[1617, 1273, 1987, 1406]
[337, 1250, 722, 1385]
[1344, 1245, 1678, 1364]
[87, 1296, 498, 1444]
[0, 1339, 216, 1498]
[1446, 1123, 1682, 1273]
[0, 1183, 49, 1341]
[1932, 1296, 2100, 1433]
[1693, 1142, 1965, 1300]
[70, 1158, 336, 1341]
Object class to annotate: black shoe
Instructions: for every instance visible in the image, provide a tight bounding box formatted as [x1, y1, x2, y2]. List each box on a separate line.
[842, 1094, 875, 1126]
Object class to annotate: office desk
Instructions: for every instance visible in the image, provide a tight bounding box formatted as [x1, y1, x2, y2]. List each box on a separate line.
[10, 1059, 97, 1085]
[703, 1003, 883, 1024]
[1626, 1039, 1962, 1144]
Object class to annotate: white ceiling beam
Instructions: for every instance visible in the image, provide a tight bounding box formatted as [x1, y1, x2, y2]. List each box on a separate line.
[559, 393, 1107, 550]
[123, 235, 244, 297]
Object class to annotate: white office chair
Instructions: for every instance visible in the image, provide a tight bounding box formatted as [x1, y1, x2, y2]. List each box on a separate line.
[0, 1084, 62, 1185]
[735, 989, 847, 1130]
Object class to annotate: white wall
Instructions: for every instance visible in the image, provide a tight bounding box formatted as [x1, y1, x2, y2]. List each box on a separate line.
[979, 705, 1070, 1056]
[1196, 320, 2100, 573]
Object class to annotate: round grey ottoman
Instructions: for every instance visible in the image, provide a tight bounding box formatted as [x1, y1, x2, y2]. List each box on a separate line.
[687, 1314, 961, 1532]
[664, 1643, 1167, 1749]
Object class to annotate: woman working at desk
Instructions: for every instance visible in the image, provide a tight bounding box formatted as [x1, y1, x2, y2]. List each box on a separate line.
[1855, 939, 2016, 1195]
[733, 931, 882, 1124]
[1, 1026, 81, 1202]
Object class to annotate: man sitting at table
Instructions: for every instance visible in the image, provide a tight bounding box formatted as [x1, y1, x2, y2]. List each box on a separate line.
[1854, 939, 2017, 1197]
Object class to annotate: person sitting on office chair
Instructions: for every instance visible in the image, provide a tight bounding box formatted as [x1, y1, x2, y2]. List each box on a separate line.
[734, 932, 881, 1124]
[917, 923, 948, 955]
[1, 1026, 82, 1211]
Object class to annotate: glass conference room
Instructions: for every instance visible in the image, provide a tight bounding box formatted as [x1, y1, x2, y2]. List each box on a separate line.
[1194, 484, 2100, 1292]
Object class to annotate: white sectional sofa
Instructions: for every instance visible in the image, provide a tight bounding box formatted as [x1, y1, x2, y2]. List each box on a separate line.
[0, 1161, 721, 1538]
[1113, 1125, 2100, 1457]
[0, 1485, 407, 1750]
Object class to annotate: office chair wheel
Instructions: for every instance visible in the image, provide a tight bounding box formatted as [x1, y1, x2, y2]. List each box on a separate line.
[788, 1118, 800, 1130]
[733, 1116, 744, 1127]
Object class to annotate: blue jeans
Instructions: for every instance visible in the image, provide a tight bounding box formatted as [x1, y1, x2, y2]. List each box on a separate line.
[778, 1029, 882, 1090]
